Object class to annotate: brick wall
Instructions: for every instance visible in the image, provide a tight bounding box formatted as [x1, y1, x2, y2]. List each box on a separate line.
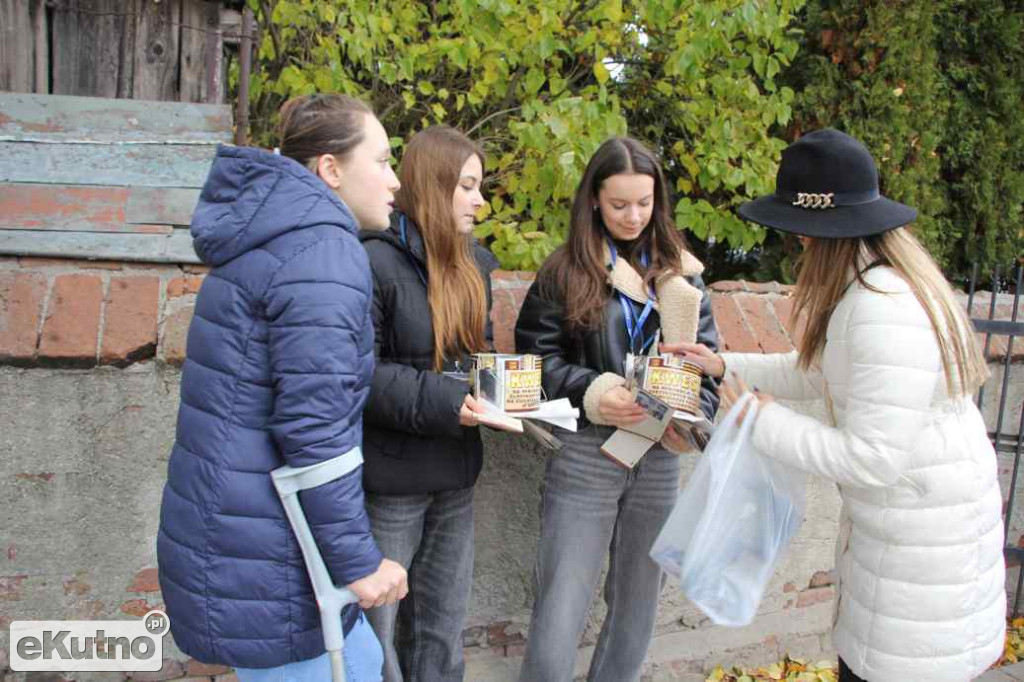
[4, 256, 1020, 368]
[0, 259, 804, 368]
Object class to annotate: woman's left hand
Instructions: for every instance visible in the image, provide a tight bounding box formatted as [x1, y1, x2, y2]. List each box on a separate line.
[721, 372, 775, 426]
[660, 422, 695, 454]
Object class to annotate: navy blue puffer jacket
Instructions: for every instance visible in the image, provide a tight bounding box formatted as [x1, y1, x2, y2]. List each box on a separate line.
[157, 146, 383, 668]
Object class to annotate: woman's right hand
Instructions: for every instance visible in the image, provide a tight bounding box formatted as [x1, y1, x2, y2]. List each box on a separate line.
[659, 341, 725, 378]
[459, 393, 484, 427]
[598, 386, 647, 427]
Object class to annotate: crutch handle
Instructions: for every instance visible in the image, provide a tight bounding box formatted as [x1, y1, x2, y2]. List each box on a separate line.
[271, 449, 366, 680]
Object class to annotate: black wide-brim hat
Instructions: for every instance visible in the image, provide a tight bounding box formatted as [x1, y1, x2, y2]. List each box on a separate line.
[737, 128, 917, 238]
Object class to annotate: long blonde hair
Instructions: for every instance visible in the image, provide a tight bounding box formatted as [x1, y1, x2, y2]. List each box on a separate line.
[793, 227, 988, 396]
[395, 127, 488, 371]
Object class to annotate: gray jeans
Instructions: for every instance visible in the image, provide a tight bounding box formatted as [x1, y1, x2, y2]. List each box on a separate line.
[364, 487, 474, 682]
[518, 425, 680, 682]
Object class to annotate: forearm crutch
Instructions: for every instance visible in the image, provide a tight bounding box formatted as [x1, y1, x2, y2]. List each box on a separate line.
[271, 449, 365, 682]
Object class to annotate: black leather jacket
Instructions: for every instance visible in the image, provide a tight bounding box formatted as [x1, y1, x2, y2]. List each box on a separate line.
[514, 265, 720, 426]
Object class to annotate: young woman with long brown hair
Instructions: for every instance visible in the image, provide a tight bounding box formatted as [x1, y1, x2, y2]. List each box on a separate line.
[358, 125, 507, 682]
[668, 129, 1005, 682]
[514, 137, 720, 682]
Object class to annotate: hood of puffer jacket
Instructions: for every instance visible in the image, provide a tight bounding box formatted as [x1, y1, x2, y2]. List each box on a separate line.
[190, 145, 359, 266]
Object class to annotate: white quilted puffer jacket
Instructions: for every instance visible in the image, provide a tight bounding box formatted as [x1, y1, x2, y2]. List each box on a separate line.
[723, 265, 1005, 682]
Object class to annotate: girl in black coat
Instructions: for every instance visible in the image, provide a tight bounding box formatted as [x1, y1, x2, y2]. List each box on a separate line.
[514, 137, 720, 682]
[358, 126, 507, 682]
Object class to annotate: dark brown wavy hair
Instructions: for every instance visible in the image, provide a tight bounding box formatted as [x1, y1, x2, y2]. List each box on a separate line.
[539, 136, 691, 333]
[396, 126, 488, 371]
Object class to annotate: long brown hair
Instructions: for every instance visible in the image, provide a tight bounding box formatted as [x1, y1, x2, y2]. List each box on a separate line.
[396, 127, 488, 371]
[276, 94, 372, 169]
[539, 137, 691, 333]
[793, 228, 989, 396]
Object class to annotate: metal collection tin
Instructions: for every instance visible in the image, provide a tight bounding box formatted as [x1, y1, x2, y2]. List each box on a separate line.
[640, 355, 704, 416]
[472, 353, 543, 412]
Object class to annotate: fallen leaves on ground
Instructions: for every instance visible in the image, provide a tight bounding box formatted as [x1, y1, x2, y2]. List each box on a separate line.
[707, 617, 1024, 681]
[705, 655, 838, 681]
[998, 617, 1024, 666]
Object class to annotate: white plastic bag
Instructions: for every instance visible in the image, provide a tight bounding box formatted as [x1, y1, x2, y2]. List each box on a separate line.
[650, 393, 806, 626]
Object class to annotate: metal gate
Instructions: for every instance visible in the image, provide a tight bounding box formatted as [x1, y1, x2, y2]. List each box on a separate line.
[968, 263, 1024, 616]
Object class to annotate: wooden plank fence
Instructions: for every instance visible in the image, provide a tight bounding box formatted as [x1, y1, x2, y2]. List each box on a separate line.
[0, 0, 241, 104]
[0, 92, 232, 263]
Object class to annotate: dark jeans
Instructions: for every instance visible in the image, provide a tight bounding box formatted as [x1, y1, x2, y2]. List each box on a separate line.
[364, 487, 474, 682]
[839, 658, 868, 682]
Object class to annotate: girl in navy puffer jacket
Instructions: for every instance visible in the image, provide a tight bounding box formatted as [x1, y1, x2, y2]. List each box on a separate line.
[157, 95, 407, 681]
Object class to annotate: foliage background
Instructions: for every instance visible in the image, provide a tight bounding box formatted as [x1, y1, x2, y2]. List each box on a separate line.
[241, 0, 1023, 280]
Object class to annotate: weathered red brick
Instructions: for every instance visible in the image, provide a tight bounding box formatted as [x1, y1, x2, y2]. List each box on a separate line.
[63, 575, 91, 596]
[167, 275, 205, 298]
[737, 295, 794, 353]
[121, 598, 160, 617]
[0, 574, 28, 601]
[771, 296, 797, 339]
[187, 660, 232, 677]
[505, 642, 527, 658]
[0, 270, 47, 363]
[160, 306, 194, 365]
[487, 620, 525, 647]
[128, 568, 160, 593]
[745, 280, 782, 294]
[38, 273, 103, 366]
[795, 586, 833, 608]
[709, 294, 760, 353]
[489, 289, 520, 354]
[708, 280, 747, 292]
[14, 472, 55, 482]
[128, 659, 185, 681]
[782, 581, 796, 593]
[101, 276, 160, 366]
[183, 264, 213, 275]
[491, 269, 535, 287]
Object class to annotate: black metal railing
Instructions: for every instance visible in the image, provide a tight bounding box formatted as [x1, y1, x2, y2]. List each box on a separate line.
[967, 263, 1024, 616]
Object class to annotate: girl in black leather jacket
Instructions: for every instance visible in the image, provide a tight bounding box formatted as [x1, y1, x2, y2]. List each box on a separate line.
[514, 137, 720, 682]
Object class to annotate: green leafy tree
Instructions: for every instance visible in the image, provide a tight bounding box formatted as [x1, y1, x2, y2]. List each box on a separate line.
[787, 0, 1023, 277]
[245, 0, 804, 271]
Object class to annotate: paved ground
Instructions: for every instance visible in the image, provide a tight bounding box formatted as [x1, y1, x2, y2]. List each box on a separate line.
[977, 662, 1024, 681]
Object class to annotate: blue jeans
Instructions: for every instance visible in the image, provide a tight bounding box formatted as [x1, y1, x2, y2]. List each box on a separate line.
[518, 425, 680, 682]
[364, 487, 475, 682]
[234, 613, 383, 682]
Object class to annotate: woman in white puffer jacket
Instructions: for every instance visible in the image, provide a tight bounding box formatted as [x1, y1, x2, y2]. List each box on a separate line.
[667, 129, 1005, 682]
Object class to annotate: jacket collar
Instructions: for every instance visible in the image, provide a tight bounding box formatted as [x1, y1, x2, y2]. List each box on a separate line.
[602, 242, 704, 305]
[360, 212, 427, 265]
[602, 243, 706, 345]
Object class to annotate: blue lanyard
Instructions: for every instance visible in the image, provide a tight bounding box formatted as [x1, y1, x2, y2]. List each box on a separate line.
[607, 239, 657, 355]
[398, 214, 428, 288]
